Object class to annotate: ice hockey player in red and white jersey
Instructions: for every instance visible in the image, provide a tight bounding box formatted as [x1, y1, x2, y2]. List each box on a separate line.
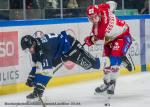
[85, 1, 133, 95]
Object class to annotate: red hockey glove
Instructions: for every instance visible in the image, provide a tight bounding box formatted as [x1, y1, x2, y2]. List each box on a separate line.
[84, 36, 94, 46]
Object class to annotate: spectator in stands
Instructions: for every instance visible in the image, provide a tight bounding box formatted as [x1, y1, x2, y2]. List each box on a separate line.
[140, 0, 149, 14]
[67, 0, 78, 8]
[26, 0, 43, 9]
[26, 0, 32, 9]
[47, 0, 58, 8]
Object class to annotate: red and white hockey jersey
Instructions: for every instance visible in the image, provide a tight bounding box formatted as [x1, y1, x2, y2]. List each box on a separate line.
[92, 4, 130, 41]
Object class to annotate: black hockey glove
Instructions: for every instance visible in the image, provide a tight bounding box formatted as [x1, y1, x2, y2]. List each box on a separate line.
[26, 75, 35, 87]
[26, 67, 36, 87]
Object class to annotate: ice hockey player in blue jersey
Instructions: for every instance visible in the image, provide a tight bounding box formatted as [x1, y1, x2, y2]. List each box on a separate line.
[21, 31, 107, 101]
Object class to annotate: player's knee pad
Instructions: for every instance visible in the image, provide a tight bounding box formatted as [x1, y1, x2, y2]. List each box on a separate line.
[110, 65, 119, 80]
[104, 67, 112, 74]
[104, 65, 119, 81]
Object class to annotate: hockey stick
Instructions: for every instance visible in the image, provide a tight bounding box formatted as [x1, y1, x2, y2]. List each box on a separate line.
[38, 94, 46, 107]
[53, 63, 63, 74]
[128, 53, 136, 71]
[34, 63, 64, 107]
[130, 37, 136, 71]
[36, 63, 63, 107]
[36, 61, 64, 107]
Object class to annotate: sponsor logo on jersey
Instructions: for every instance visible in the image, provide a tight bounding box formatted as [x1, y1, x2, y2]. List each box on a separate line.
[0, 31, 18, 67]
[113, 42, 120, 50]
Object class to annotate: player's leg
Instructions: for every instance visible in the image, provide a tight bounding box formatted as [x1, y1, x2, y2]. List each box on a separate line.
[26, 73, 51, 101]
[95, 63, 120, 95]
[26, 62, 52, 101]
[60, 32, 111, 70]
[62, 39, 110, 70]
[107, 66, 119, 94]
[95, 67, 111, 94]
[106, 36, 132, 94]
[95, 39, 123, 95]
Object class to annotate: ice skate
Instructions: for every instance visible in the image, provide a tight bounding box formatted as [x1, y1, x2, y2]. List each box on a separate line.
[107, 80, 116, 95]
[94, 80, 109, 96]
[26, 91, 42, 103]
[26, 83, 44, 103]
[94, 80, 116, 96]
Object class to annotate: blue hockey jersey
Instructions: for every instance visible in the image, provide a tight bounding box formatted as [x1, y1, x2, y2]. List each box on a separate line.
[32, 31, 72, 70]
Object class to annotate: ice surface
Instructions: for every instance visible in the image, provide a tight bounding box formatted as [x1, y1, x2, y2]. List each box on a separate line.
[0, 72, 150, 107]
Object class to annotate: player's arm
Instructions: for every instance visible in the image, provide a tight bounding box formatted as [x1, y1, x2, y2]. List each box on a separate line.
[26, 53, 52, 87]
[26, 67, 36, 87]
[26, 53, 39, 87]
[30, 56, 53, 95]
[85, 31, 107, 46]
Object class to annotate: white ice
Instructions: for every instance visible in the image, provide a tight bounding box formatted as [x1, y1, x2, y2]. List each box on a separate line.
[0, 72, 150, 107]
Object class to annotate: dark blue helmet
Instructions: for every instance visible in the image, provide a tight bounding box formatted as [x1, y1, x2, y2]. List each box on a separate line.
[21, 35, 36, 50]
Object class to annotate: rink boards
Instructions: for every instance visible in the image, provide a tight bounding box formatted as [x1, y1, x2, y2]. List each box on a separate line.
[0, 15, 150, 95]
